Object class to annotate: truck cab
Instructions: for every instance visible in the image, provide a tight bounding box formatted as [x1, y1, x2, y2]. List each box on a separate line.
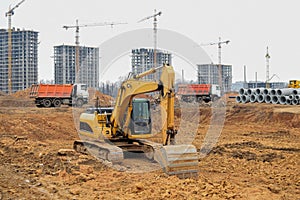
[211, 84, 221, 98]
[72, 84, 89, 106]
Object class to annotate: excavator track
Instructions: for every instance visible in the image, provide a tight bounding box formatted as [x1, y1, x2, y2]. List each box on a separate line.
[74, 138, 199, 178]
[73, 140, 124, 164]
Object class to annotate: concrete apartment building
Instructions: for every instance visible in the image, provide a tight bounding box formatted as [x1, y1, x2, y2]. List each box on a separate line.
[131, 48, 172, 80]
[0, 28, 38, 93]
[54, 45, 99, 88]
[197, 64, 232, 92]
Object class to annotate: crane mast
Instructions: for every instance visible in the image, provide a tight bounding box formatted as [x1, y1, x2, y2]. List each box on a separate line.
[138, 10, 162, 80]
[5, 0, 26, 94]
[202, 37, 230, 93]
[63, 20, 127, 83]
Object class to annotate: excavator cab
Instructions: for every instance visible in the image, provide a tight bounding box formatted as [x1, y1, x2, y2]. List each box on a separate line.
[130, 98, 152, 135]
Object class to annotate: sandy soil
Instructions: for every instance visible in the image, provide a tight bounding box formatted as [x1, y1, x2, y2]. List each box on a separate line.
[0, 95, 299, 199]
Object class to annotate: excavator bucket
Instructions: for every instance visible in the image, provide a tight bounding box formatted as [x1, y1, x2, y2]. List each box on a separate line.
[154, 144, 199, 179]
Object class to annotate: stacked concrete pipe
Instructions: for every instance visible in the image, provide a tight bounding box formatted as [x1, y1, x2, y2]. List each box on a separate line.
[235, 87, 300, 106]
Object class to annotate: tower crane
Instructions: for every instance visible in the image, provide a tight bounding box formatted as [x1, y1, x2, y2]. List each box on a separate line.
[63, 20, 127, 83]
[201, 37, 230, 93]
[5, 0, 26, 94]
[138, 10, 162, 78]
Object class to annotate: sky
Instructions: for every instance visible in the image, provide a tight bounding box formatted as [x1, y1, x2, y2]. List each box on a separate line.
[1, 0, 300, 83]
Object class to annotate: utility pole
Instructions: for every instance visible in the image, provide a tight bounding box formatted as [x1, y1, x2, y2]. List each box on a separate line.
[5, 0, 26, 94]
[63, 20, 127, 83]
[138, 10, 162, 80]
[265, 46, 271, 88]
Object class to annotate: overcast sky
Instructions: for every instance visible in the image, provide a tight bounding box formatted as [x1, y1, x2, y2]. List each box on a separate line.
[1, 0, 299, 83]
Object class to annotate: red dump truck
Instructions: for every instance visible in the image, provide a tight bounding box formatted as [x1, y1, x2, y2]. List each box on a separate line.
[177, 84, 221, 103]
[29, 83, 89, 107]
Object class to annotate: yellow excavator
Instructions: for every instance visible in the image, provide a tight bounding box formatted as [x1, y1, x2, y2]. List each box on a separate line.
[288, 80, 300, 88]
[74, 64, 199, 178]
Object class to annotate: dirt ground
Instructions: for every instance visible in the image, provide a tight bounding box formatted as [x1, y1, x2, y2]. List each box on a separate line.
[0, 95, 299, 200]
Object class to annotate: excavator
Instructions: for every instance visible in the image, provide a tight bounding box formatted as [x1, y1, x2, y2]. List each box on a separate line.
[74, 64, 199, 178]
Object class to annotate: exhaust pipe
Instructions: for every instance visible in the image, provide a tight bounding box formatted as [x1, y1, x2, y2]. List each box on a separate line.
[276, 88, 294, 96]
[250, 94, 257, 103]
[241, 95, 250, 103]
[265, 95, 272, 103]
[271, 95, 279, 104]
[236, 95, 242, 103]
[278, 96, 287, 105]
[257, 94, 265, 103]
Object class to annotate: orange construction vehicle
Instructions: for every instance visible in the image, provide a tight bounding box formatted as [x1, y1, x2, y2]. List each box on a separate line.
[29, 83, 89, 107]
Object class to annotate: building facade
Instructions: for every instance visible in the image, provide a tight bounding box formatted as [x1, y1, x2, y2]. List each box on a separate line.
[197, 64, 232, 92]
[0, 28, 38, 93]
[54, 45, 99, 88]
[131, 48, 172, 80]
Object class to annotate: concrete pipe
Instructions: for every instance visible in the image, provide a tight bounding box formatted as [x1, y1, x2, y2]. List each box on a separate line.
[292, 99, 299, 105]
[241, 95, 250, 103]
[278, 96, 287, 105]
[271, 95, 279, 104]
[295, 95, 300, 100]
[270, 89, 277, 96]
[265, 95, 272, 103]
[255, 88, 264, 95]
[288, 94, 295, 100]
[236, 95, 242, 103]
[276, 88, 294, 96]
[239, 88, 246, 95]
[247, 89, 255, 95]
[250, 94, 257, 103]
[263, 88, 271, 95]
[286, 99, 292, 105]
[257, 94, 265, 103]
[292, 89, 300, 95]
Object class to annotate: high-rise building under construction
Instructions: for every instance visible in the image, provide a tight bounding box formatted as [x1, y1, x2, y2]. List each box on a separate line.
[197, 64, 232, 92]
[131, 48, 172, 80]
[53, 45, 99, 88]
[0, 28, 38, 93]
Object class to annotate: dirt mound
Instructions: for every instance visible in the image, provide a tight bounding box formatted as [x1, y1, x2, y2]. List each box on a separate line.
[11, 88, 32, 99]
[88, 88, 114, 107]
[226, 104, 300, 128]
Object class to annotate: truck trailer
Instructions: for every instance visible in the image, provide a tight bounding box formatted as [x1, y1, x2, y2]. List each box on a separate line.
[29, 83, 89, 107]
[177, 84, 221, 103]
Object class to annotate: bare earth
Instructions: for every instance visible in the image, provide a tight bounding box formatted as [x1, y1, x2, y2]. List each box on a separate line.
[0, 96, 299, 200]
